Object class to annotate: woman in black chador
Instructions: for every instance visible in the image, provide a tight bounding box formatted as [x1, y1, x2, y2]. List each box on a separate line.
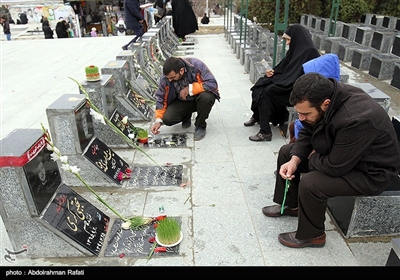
[171, 0, 198, 41]
[244, 24, 320, 141]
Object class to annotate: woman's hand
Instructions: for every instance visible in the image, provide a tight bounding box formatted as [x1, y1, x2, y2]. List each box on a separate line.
[265, 69, 274, 77]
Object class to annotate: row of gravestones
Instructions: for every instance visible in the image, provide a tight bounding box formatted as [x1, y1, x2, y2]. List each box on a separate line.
[223, 15, 400, 245]
[225, 13, 351, 85]
[301, 13, 400, 90]
[0, 15, 190, 259]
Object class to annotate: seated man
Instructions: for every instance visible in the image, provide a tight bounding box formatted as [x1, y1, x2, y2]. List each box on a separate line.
[262, 73, 400, 248]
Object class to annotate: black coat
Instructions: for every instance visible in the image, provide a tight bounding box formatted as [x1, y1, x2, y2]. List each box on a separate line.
[171, 0, 198, 39]
[42, 20, 54, 39]
[250, 24, 320, 123]
[56, 21, 69, 38]
[292, 79, 400, 195]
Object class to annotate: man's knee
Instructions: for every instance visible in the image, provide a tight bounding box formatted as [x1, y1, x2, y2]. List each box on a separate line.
[298, 172, 324, 197]
[197, 91, 216, 105]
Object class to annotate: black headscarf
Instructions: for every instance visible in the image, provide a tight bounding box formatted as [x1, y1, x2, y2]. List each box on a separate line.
[250, 24, 320, 122]
[270, 24, 321, 87]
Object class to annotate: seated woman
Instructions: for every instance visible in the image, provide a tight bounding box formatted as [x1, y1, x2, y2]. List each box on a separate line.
[244, 24, 320, 141]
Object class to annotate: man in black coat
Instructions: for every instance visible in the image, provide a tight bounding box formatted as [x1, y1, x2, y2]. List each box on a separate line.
[262, 73, 400, 248]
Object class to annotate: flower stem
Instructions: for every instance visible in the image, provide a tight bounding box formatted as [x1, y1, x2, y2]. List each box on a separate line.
[68, 77, 163, 169]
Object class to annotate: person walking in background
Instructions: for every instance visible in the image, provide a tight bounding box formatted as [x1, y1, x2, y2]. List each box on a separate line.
[121, 0, 145, 50]
[42, 19, 54, 39]
[244, 24, 320, 141]
[0, 14, 11, 41]
[262, 72, 400, 248]
[150, 56, 220, 141]
[171, 0, 198, 41]
[55, 19, 69, 38]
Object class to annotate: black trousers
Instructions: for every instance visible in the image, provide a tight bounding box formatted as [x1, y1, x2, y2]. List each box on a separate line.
[273, 143, 363, 239]
[162, 91, 216, 129]
[250, 94, 272, 134]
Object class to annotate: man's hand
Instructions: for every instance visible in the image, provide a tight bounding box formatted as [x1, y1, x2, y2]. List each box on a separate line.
[279, 156, 301, 180]
[179, 86, 189, 100]
[151, 122, 161, 134]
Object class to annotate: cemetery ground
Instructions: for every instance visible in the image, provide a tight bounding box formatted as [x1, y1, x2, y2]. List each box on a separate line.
[0, 19, 400, 270]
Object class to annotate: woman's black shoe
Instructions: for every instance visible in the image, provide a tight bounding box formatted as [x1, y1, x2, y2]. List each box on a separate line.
[249, 132, 272, 141]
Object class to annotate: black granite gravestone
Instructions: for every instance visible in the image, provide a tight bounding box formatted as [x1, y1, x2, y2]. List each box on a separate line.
[368, 53, 400, 80]
[320, 18, 326, 32]
[83, 137, 130, 185]
[382, 16, 390, 28]
[303, 14, 309, 26]
[0, 129, 111, 257]
[311, 17, 316, 29]
[126, 89, 154, 120]
[41, 184, 110, 256]
[371, 15, 377, 26]
[0, 130, 61, 216]
[396, 19, 400, 32]
[127, 165, 183, 188]
[392, 36, 400, 57]
[104, 217, 180, 257]
[371, 31, 384, 51]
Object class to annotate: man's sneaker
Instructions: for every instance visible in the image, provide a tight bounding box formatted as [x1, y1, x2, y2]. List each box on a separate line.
[122, 45, 128, 50]
[181, 115, 192, 129]
[194, 126, 206, 141]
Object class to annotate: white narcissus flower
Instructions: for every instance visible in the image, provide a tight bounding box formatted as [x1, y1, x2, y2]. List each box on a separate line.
[128, 133, 135, 139]
[61, 164, 70, 171]
[59, 155, 68, 164]
[122, 116, 128, 125]
[50, 153, 60, 162]
[69, 165, 80, 174]
[121, 221, 131, 230]
[90, 108, 106, 125]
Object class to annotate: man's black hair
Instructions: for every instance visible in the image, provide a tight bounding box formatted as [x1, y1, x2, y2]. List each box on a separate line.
[163, 57, 184, 75]
[289, 72, 334, 108]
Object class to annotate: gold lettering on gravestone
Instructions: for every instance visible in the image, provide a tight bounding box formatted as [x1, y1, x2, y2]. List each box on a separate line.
[66, 196, 85, 231]
[108, 62, 119, 67]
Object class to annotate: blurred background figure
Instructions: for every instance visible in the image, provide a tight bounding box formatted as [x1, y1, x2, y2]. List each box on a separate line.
[116, 17, 126, 36]
[42, 19, 54, 39]
[56, 19, 69, 38]
[90, 27, 97, 37]
[153, 0, 166, 24]
[201, 13, 210, 24]
[0, 14, 11, 41]
[171, 0, 198, 41]
[121, 0, 145, 50]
